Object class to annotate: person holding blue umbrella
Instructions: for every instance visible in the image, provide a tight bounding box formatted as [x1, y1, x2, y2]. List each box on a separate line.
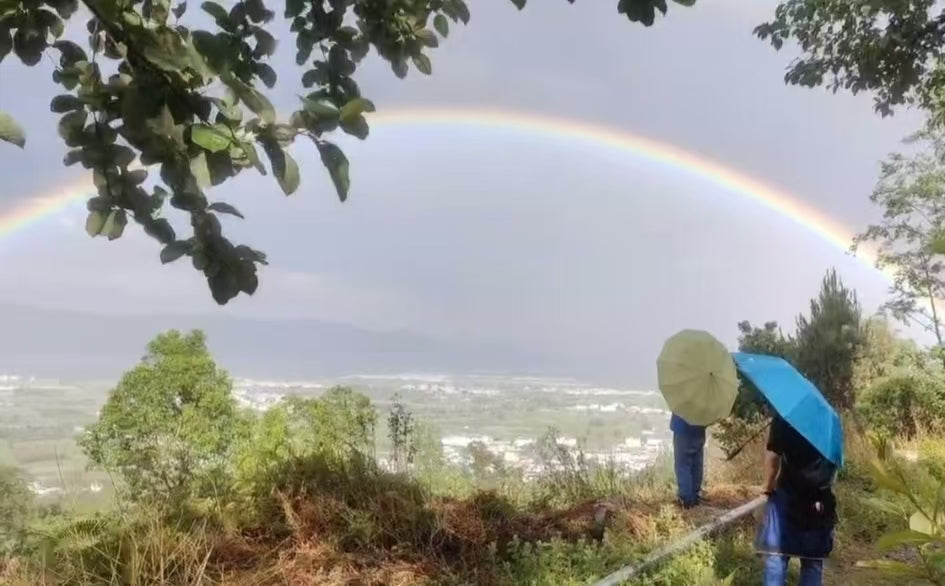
[732, 353, 843, 586]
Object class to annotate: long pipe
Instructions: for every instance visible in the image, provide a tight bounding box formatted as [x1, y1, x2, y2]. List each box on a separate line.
[590, 495, 767, 586]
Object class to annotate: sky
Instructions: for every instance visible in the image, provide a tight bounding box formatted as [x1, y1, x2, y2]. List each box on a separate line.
[0, 1, 932, 383]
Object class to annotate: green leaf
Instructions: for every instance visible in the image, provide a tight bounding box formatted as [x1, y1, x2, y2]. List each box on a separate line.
[53, 40, 87, 66]
[415, 29, 438, 48]
[207, 201, 245, 218]
[863, 497, 905, 517]
[349, 37, 369, 62]
[878, 529, 937, 551]
[228, 77, 275, 124]
[190, 151, 211, 189]
[318, 142, 349, 202]
[285, 0, 305, 18]
[296, 32, 315, 64]
[339, 98, 375, 123]
[264, 145, 300, 195]
[855, 560, 927, 578]
[205, 150, 236, 185]
[38, 10, 65, 39]
[50, 94, 83, 113]
[192, 251, 209, 271]
[85, 210, 106, 236]
[63, 149, 82, 166]
[102, 209, 127, 240]
[910, 511, 942, 535]
[48, 0, 79, 19]
[160, 241, 192, 264]
[241, 141, 266, 175]
[146, 218, 176, 244]
[619, 0, 658, 26]
[510, 0, 526, 9]
[301, 97, 340, 119]
[434, 14, 449, 37]
[301, 68, 319, 88]
[869, 459, 910, 495]
[0, 28, 12, 61]
[201, 1, 233, 29]
[392, 58, 408, 79]
[172, 1, 188, 19]
[190, 30, 230, 74]
[412, 53, 432, 75]
[270, 124, 297, 144]
[930, 231, 945, 255]
[0, 111, 25, 148]
[13, 28, 45, 66]
[255, 63, 277, 88]
[328, 45, 355, 76]
[191, 123, 232, 153]
[141, 28, 192, 72]
[148, 0, 172, 23]
[673, 0, 696, 6]
[340, 115, 369, 140]
[253, 29, 277, 57]
[57, 109, 88, 142]
[237, 260, 259, 295]
[126, 169, 148, 185]
[244, 0, 271, 22]
[454, 1, 470, 24]
[209, 267, 239, 304]
[210, 97, 242, 122]
[236, 244, 268, 264]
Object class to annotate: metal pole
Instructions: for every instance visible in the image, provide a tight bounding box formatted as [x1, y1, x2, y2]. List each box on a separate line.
[590, 495, 767, 586]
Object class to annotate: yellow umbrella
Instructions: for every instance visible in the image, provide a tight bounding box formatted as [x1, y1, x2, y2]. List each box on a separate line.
[657, 329, 738, 426]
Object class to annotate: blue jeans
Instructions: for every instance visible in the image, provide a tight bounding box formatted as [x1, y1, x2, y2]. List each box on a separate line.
[672, 431, 705, 505]
[763, 554, 823, 586]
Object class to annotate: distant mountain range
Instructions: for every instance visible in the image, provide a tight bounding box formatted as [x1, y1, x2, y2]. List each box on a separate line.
[0, 304, 566, 381]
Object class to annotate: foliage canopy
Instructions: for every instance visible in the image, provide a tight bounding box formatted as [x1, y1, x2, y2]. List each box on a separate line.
[78, 329, 245, 500]
[757, 0, 945, 120]
[854, 128, 945, 362]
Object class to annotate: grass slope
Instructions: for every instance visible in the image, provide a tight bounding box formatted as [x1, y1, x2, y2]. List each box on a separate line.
[0, 430, 936, 585]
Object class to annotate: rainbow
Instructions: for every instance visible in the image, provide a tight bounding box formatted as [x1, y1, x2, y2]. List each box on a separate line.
[0, 107, 887, 279]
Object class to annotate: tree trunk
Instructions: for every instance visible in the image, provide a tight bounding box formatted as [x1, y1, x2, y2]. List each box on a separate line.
[923, 269, 945, 369]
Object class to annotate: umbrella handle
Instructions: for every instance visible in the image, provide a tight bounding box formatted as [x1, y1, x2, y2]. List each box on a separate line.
[721, 420, 772, 462]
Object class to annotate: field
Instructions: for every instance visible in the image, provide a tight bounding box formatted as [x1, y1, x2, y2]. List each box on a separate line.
[0, 372, 671, 498]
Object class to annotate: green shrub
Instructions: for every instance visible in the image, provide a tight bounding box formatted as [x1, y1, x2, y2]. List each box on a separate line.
[711, 530, 762, 586]
[234, 387, 376, 493]
[0, 466, 32, 555]
[635, 539, 717, 586]
[859, 375, 945, 439]
[498, 535, 638, 585]
[77, 330, 247, 503]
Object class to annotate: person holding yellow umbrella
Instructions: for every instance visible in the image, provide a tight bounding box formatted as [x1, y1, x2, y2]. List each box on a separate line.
[657, 330, 738, 508]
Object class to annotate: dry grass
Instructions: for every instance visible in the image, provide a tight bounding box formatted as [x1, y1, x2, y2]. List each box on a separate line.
[214, 490, 663, 585]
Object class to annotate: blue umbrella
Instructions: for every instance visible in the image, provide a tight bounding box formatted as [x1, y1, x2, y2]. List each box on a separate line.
[731, 352, 844, 466]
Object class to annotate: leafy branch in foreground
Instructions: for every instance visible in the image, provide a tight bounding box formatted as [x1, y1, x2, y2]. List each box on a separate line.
[0, 0, 694, 305]
[858, 437, 945, 584]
